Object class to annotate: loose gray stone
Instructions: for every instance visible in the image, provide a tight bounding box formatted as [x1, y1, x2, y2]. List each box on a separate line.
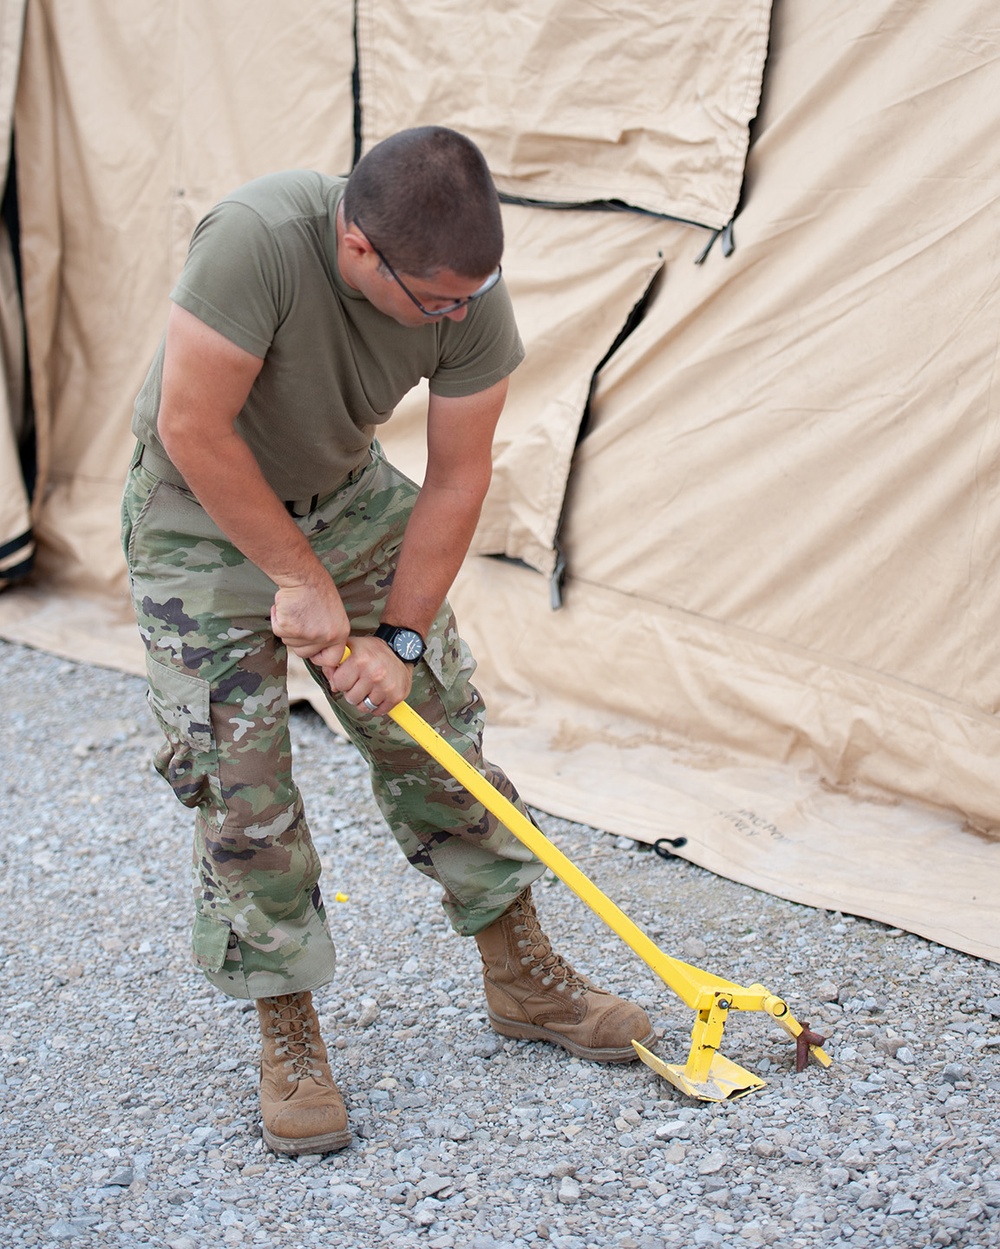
[557, 1176, 582, 1204]
[356, 997, 380, 1027]
[410, 1204, 438, 1227]
[419, 1174, 452, 1198]
[654, 1120, 688, 1139]
[3, 640, 1000, 1249]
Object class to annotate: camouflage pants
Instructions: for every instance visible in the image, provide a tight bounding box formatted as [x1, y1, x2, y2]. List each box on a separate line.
[121, 441, 544, 1000]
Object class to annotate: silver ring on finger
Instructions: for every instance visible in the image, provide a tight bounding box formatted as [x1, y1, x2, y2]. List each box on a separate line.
[363, 695, 378, 712]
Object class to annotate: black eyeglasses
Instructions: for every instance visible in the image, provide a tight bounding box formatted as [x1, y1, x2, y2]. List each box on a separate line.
[356, 218, 502, 317]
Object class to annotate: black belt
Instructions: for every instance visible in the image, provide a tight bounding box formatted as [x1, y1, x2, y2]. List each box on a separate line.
[133, 442, 368, 517]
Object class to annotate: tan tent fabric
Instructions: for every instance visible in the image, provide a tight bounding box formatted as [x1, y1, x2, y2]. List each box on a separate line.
[552, 0, 1000, 828]
[357, 0, 772, 229]
[12, 0, 356, 608]
[0, 0, 30, 586]
[1, 1, 998, 962]
[0, 0, 25, 136]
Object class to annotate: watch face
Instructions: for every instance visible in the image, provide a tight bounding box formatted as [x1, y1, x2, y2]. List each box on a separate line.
[394, 629, 424, 661]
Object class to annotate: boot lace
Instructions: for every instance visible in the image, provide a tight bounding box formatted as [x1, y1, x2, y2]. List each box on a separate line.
[513, 898, 589, 999]
[263, 995, 325, 1083]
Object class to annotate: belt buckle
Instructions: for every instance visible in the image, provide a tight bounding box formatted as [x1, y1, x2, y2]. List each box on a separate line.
[285, 494, 319, 518]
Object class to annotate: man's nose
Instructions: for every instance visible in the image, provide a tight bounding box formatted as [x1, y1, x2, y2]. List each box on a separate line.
[444, 304, 469, 323]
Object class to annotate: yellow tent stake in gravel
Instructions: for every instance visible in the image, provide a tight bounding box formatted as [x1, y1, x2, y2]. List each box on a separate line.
[384, 692, 833, 1102]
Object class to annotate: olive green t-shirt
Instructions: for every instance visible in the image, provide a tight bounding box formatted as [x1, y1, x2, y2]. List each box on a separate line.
[132, 170, 524, 499]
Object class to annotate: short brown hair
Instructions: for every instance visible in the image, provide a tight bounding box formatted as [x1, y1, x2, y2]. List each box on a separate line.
[343, 127, 503, 279]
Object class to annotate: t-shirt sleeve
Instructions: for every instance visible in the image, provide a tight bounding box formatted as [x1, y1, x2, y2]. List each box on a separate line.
[427, 279, 525, 398]
[170, 202, 284, 359]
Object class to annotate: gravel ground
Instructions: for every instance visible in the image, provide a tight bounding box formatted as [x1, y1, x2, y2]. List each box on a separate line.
[1, 637, 998, 1249]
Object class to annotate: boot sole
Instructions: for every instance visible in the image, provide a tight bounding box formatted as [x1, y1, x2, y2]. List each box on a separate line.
[487, 1010, 655, 1063]
[262, 1125, 352, 1155]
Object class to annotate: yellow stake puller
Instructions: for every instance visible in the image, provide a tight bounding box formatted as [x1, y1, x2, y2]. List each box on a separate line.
[347, 650, 831, 1100]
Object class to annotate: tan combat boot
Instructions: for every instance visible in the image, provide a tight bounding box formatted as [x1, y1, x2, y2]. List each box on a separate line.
[475, 888, 653, 1062]
[255, 991, 351, 1155]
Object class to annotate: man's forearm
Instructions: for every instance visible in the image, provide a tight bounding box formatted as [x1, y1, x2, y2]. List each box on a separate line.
[384, 377, 505, 639]
[163, 425, 353, 666]
[382, 480, 485, 637]
[162, 426, 327, 590]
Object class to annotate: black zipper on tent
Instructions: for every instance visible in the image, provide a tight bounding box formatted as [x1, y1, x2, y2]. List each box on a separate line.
[351, 11, 363, 169]
[498, 193, 747, 266]
[498, 192, 717, 239]
[693, 20, 772, 265]
[695, 217, 738, 264]
[548, 260, 664, 609]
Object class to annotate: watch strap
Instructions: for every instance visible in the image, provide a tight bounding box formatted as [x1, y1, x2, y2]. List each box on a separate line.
[374, 623, 426, 663]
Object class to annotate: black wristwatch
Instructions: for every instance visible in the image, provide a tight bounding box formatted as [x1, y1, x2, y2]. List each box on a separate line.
[374, 623, 426, 664]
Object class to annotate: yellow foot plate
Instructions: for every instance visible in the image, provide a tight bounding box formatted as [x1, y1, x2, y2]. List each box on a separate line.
[633, 1041, 767, 1101]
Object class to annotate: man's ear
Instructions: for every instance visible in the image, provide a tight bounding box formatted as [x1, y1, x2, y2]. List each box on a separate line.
[342, 224, 369, 258]
[337, 214, 379, 291]
[340, 222, 372, 263]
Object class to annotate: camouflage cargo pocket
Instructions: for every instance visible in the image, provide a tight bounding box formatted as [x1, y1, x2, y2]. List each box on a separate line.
[191, 913, 247, 987]
[145, 653, 221, 810]
[416, 623, 484, 752]
[191, 912, 232, 974]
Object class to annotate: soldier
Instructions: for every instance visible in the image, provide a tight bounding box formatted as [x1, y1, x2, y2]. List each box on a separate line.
[122, 126, 651, 1155]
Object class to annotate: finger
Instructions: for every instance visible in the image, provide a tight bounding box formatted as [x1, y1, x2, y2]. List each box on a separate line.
[284, 638, 329, 660]
[311, 644, 346, 670]
[270, 608, 295, 643]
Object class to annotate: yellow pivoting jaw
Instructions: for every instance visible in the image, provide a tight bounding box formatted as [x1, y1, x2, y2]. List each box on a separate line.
[633, 985, 833, 1101]
[632, 1041, 766, 1101]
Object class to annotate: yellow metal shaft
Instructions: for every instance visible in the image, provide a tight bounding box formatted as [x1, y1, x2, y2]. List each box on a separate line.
[390, 697, 733, 1009]
[339, 648, 831, 1092]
